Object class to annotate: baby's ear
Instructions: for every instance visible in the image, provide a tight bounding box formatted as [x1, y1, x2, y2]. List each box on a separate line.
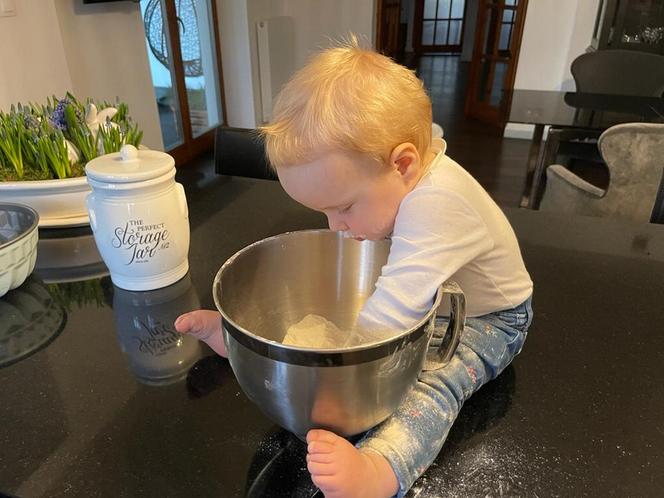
[389, 143, 420, 180]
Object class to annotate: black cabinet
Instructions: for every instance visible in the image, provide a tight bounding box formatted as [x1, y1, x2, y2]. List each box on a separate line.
[591, 0, 664, 54]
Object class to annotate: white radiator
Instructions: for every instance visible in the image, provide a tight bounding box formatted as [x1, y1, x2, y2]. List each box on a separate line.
[256, 16, 294, 123]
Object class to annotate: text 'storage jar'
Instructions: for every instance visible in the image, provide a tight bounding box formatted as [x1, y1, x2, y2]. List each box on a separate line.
[85, 145, 190, 291]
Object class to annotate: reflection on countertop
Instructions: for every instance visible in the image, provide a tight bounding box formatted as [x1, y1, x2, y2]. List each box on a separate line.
[36, 226, 108, 283]
[113, 272, 203, 385]
[0, 276, 66, 368]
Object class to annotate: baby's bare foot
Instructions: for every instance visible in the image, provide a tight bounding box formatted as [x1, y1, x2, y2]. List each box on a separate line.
[306, 429, 398, 498]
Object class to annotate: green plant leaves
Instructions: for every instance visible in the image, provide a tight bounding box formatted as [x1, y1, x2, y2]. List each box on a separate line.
[0, 94, 144, 181]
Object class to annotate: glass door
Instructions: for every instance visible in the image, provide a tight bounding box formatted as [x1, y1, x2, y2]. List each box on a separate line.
[141, 0, 226, 164]
[464, 0, 528, 128]
[414, 0, 467, 53]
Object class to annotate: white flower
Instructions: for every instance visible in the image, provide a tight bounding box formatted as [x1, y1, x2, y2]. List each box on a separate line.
[85, 103, 120, 136]
[85, 103, 121, 154]
[65, 139, 80, 164]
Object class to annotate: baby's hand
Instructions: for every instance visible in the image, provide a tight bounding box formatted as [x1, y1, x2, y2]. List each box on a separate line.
[174, 310, 221, 339]
[174, 310, 227, 357]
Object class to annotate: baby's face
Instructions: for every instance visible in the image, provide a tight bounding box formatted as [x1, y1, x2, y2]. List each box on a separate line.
[277, 150, 412, 241]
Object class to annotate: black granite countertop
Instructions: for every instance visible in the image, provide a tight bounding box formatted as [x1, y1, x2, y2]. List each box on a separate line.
[1, 173, 663, 497]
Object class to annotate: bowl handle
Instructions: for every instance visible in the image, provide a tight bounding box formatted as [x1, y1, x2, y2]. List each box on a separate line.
[422, 280, 466, 371]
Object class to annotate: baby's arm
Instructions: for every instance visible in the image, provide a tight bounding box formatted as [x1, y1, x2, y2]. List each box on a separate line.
[174, 310, 228, 357]
[358, 189, 493, 330]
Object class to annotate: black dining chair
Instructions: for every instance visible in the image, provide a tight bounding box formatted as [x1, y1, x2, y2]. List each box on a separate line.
[213, 124, 446, 182]
[532, 51, 664, 209]
[214, 126, 277, 180]
[571, 50, 664, 97]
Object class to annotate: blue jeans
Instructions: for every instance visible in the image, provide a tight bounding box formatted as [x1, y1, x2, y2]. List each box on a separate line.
[357, 296, 534, 498]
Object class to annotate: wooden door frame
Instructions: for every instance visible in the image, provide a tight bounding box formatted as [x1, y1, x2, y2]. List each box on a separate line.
[375, 0, 403, 57]
[499, 0, 527, 128]
[412, 0, 469, 54]
[464, 0, 528, 130]
[375, 0, 385, 52]
[163, 0, 228, 166]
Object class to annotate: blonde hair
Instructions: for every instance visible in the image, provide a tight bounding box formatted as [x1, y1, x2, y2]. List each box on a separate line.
[260, 36, 432, 168]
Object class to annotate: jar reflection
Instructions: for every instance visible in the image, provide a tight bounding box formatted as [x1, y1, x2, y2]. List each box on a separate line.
[112, 272, 202, 385]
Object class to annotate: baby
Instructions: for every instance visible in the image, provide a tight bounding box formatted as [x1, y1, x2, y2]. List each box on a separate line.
[176, 37, 533, 498]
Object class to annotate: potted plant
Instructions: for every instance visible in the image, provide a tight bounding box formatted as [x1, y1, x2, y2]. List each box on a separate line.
[0, 93, 143, 227]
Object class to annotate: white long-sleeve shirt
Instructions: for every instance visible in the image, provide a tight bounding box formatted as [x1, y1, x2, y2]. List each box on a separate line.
[358, 138, 533, 330]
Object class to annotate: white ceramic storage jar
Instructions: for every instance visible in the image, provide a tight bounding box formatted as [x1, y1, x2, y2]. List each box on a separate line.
[85, 145, 189, 291]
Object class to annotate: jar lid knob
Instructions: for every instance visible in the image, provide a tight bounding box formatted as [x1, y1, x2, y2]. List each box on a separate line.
[120, 144, 139, 162]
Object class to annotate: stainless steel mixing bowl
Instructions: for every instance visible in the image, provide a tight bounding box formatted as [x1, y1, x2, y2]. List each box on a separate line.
[213, 230, 465, 437]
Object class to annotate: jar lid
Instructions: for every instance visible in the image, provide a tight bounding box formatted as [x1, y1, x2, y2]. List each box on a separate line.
[85, 145, 174, 183]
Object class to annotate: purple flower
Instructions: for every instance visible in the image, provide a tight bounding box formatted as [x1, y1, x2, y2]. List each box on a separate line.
[22, 112, 39, 132]
[49, 98, 83, 131]
[49, 99, 69, 130]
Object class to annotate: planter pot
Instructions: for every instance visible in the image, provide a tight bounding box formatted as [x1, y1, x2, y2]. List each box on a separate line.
[0, 176, 90, 228]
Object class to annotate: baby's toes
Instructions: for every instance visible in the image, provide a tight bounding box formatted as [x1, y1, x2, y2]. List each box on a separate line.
[308, 439, 336, 457]
[307, 428, 342, 445]
[307, 450, 335, 464]
[307, 457, 334, 477]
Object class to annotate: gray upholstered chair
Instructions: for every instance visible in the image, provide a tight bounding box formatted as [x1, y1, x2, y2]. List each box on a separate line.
[539, 123, 664, 223]
[533, 52, 664, 210]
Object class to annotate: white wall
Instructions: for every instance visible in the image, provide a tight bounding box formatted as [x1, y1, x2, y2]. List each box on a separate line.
[561, 0, 602, 90]
[0, 0, 163, 150]
[2, 0, 375, 145]
[246, 0, 273, 126]
[216, 0, 258, 128]
[514, 0, 578, 91]
[53, 0, 163, 150]
[219, 0, 375, 126]
[506, 0, 600, 138]
[267, 0, 375, 71]
[0, 0, 72, 111]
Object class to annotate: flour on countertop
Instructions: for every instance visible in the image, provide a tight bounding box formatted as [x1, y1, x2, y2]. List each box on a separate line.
[406, 435, 570, 498]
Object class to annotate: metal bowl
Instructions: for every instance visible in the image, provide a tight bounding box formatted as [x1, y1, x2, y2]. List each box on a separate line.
[213, 230, 465, 437]
[0, 203, 39, 298]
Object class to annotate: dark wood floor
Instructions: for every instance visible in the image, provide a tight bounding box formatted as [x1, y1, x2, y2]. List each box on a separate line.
[414, 55, 530, 207]
[185, 55, 531, 208]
